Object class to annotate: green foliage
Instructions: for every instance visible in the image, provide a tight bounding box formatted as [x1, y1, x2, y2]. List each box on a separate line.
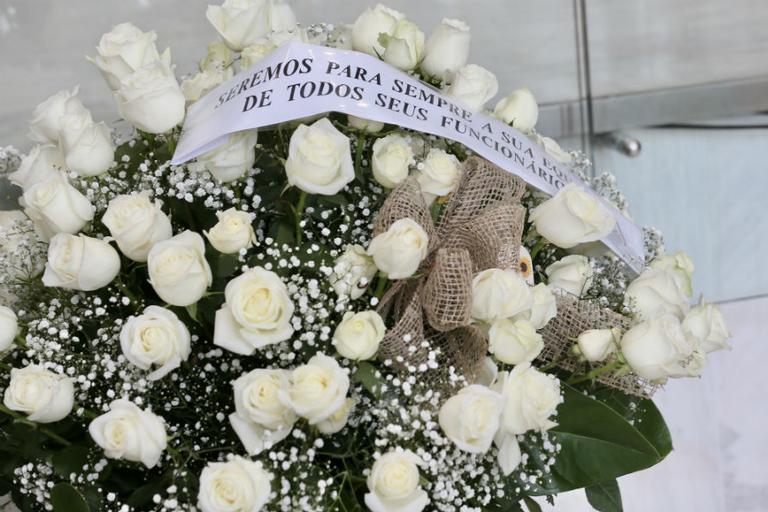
[530, 384, 671, 495]
[585, 479, 623, 512]
[50, 483, 89, 512]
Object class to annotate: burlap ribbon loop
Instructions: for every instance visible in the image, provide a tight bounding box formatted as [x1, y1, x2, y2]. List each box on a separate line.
[373, 157, 527, 382]
[538, 294, 659, 398]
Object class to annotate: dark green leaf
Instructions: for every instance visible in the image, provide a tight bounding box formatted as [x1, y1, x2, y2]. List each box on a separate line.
[0, 476, 12, 495]
[212, 252, 240, 280]
[52, 445, 89, 477]
[185, 302, 198, 322]
[523, 496, 543, 512]
[591, 388, 673, 457]
[352, 362, 383, 399]
[531, 384, 670, 494]
[586, 480, 623, 512]
[50, 483, 90, 512]
[126, 471, 173, 507]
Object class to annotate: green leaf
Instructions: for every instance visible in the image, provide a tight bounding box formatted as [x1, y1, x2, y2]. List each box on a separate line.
[52, 445, 89, 477]
[531, 384, 671, 494]
[591, 388, 673, 457]
[212, 252, 240, 280]
[126, 471, 173, 507]
[523, 496, 543, 512]
[50, 483, 90, 512]
[185, 302, 198, 322]
[585, 480, 623, 512]
[352, 361, 383, 399]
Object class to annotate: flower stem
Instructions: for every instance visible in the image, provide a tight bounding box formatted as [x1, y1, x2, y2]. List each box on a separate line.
[373, 272, 389, 299]
[294, 190, 307, 244]
[567, 359, 625, 385]
[539, 358, 563, 372]
[14, 334, 27, 349]
[354, 132, 366, 181]
[0, 404, 71, 446]
[530, 237, 547, 261]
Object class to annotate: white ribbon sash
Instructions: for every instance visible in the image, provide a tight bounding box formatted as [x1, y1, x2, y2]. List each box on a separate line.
[173, 42, 644, 272]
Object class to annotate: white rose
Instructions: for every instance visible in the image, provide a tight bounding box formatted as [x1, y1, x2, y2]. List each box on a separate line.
[515, 283, 557, 330]
[348, 115, 384, 133]
[444, 64, 498, 112]
[682, 301, 731, 353]
[281, 353, 349, 424]
[494, 362, 562, 435]
[545, 255, 593, 298]
[267, 27, 307, 47]
[200, 41, 234, 71]
[229, 369, 296, 455]
[119, 306, 191, 381]
[438, 384, 503, 453]
[495, 433, 523, 476]
[414, 148, 461, 204]
[488, 318, 543, 365]
[475, 357, 499, 387]
[3, 365, 74, 423]
[115, 61, 186, 134]
[102, 192, 173, 262]
[214, 267, 294, 354]
[471, 268, 533, 322]
[576, 328, 620, 362]
[649, 251, 695, 297]
[625, 267, 689, 320]
[330, 244, 378, 300]
[207, 0, 297, 51]
[181, 67, 233, 103]
[365, 450, 429, 512]
[536, 135, 573, 164]
[42, 233, 120, 291]
[88, 23, 170, 90]
[59, 115, 115, 177]
[367, 218, 429, 280]
[682, 345, 707, 379]
[420, 18, 471, 82]
[351, 4, 404, 56]
[372, 134, 414, 188]
[530, 184, 616, 249]
[493, 88, 539, 133]
[382, 20, 425, 71]
[28, 87, 91, 144]
[191, 130, 258, 183]
[205, 208, 256, 254]
[333, 310, 386, 361]
[147, 231, 212, 306]
[620, 314, 693, 381]
[240, 42, 277, 70]
[22, 172, 95, 241]
[198, 456, 272, 512]
[0, 306, 18, 352]
[9, 144, 64, 189]
[316, 397, 355, 435]
[88, 399, 167, 468]
[285, 118, 354, 195]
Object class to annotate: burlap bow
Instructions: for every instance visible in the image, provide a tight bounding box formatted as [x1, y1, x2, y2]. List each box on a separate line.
[373, 157, 527, 385]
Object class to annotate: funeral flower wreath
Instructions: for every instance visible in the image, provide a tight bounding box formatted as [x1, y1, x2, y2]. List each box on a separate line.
[0, 2, 731, 511]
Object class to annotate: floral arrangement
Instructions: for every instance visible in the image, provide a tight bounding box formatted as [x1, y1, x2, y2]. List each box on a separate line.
[0, 2, 732, 511]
